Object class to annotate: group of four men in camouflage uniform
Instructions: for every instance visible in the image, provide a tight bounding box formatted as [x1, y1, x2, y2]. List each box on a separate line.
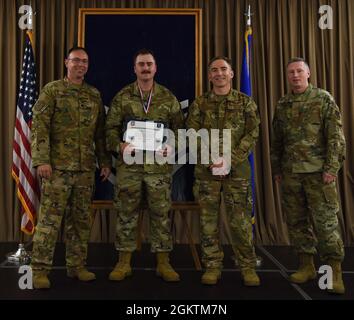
[30, 47, 346, 295]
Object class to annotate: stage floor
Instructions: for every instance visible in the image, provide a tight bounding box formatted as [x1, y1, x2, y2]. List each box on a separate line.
[0, 242, 353, 301]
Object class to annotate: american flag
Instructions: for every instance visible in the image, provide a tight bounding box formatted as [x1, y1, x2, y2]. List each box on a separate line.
[12, 31, 40, 235]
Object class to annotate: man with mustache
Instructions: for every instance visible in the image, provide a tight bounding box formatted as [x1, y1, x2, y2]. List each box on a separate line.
[106, 49, 184, 282]
[271, 57, 346, 294]
[186, 56, 261, 286]
[30, 47, 111, 288]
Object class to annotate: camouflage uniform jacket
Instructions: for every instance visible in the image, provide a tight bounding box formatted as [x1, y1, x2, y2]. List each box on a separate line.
[105, 81, 185, 173]
[186, 89, 260, 180]
[31, 79, 111, 171]
[271, 84, 346, 176]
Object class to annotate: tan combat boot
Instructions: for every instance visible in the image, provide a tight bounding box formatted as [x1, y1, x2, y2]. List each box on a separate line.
[289, 253, 316, 284]
[241, 269, 260, 286]
[156, 252, 180, 282]
[33, 270, 50, 289]
[109, 251, 132, 281]
[327, 260, 345, 295]
[67, 267, 96, 281]
[201, 268, 221, 285]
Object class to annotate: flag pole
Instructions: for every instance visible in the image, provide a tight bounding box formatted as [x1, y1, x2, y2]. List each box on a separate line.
[7, 11, 37, 265]
[245, 4, 262, 268]
[228, 4, 263, 268]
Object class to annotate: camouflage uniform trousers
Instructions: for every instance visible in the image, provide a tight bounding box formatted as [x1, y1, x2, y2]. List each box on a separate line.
[195, 178, 257, 271]
[31, 170, 94, 272]
[281, 172, 344, 262]
[114, 170, 173, 253]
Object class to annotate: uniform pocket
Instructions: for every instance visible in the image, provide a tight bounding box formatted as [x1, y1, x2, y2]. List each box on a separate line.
[306, 122, 321, 135]
[201, 110, 214, 128]
[305, 103, 322, 136]
[322, 183, 338, 204]
[80, 99, 99, 125]
[225, 108, 243, 124]
[193, 180, 200, 201]
[245, 182, 253, 216]
[227, 179, 250, 216]
[54, 97, 75, 123]
[34, 101, 50, 114]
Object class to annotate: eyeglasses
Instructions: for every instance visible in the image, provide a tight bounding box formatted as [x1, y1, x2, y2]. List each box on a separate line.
[67, 58, 89, 65]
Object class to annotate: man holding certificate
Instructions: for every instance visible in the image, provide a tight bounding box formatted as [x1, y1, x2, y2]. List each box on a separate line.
[106, 49, 184, 282]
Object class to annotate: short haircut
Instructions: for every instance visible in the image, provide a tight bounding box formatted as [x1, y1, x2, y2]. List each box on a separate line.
[133, 48, 156, 65]
[67, 46, 89, 58]
[208, 56, 233, 70]
[287, 57, 310, 70]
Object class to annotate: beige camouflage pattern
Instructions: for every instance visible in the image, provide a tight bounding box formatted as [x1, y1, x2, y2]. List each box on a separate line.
[186, 89, 260, 271]
[31, 170, 94, 272]
[106, 82, 184, 252]
[187, 90, 259, 180]
[282, 172, 344, 261]
[195, 179, 256, 270]
[114, 169, 172, 252]
[31, 79, 111, 171]
[106, 82, 184, 174]
[30, 79, 111, 273]
[271, 84, 345, 176]
[271, 84, 346, 261]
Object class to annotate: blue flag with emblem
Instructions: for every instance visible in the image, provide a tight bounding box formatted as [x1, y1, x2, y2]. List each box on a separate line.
[240, 6, 256, 231]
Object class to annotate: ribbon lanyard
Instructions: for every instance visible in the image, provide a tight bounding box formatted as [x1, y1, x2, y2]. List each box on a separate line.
[138, 85, 153, 114]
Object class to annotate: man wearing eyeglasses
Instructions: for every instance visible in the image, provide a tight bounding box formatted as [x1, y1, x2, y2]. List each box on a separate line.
[30, 47, 111, 289]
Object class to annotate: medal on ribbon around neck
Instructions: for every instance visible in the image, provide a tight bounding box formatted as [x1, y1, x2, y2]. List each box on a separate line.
[138, 85, 153, 114]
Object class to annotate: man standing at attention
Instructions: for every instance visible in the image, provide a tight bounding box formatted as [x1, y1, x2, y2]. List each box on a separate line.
[106, 49, 184, 282]
[186, 56, 261, 286]
[271, 57, 346, 294]
[31, 47, 111, 289]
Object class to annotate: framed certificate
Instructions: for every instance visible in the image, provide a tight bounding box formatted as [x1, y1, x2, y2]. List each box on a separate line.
[124, 120, 164, 151]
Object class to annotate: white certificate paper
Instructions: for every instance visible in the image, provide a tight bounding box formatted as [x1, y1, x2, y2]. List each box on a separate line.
[124, 120, 164, 151]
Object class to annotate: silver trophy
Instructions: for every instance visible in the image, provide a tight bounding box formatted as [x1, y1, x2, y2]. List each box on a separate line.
[7, 243, 31, 265]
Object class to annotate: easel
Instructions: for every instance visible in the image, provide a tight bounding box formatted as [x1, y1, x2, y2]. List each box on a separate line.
[91, 200, 202, 270]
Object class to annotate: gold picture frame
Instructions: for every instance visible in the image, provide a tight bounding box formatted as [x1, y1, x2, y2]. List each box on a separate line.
[78, 8, 202, 98]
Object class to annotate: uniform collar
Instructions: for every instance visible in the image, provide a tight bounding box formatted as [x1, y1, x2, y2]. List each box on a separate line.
[208, 88, 235, 102]
[133, 81, 162, 96]
[63, 77, 85, 90]
[289, 83, 313, 101]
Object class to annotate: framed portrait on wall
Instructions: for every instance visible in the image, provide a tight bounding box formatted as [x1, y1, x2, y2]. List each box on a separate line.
[78, 8, 202, 107]
[78, 8, 202, 201]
